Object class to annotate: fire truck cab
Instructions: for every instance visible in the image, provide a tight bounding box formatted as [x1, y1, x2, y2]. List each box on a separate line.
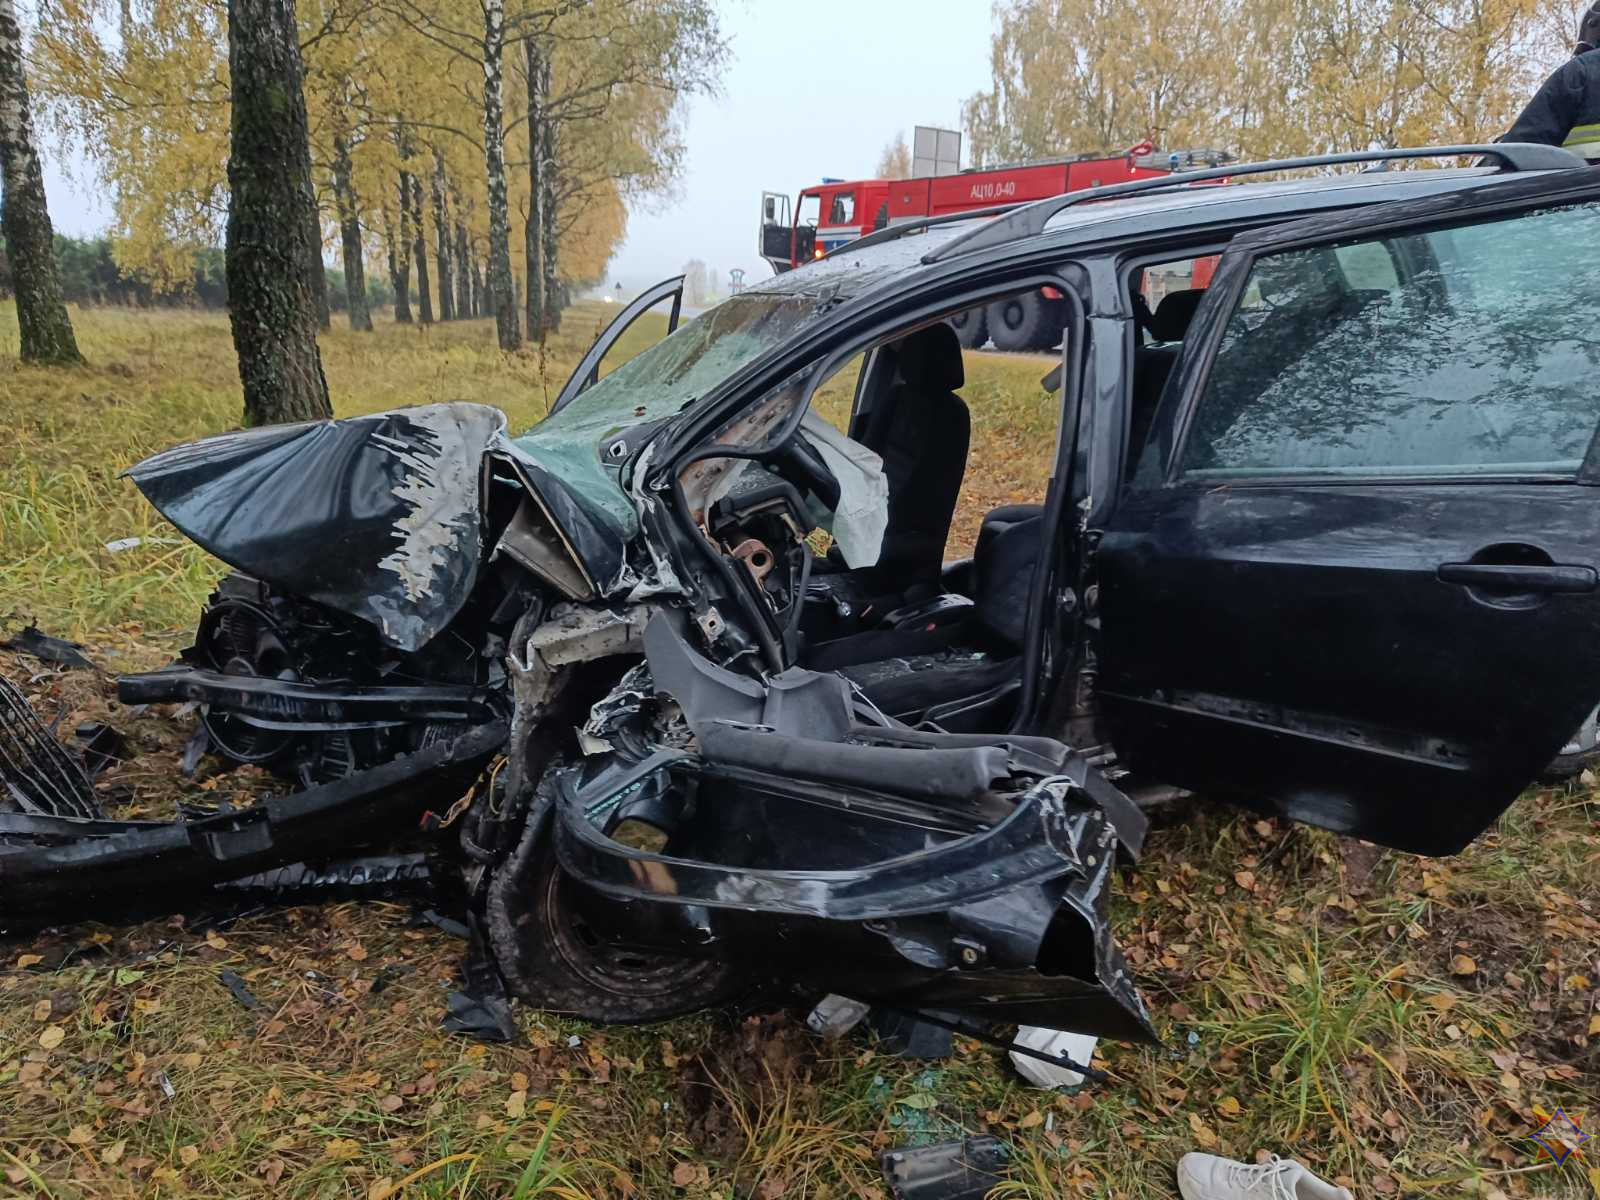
[760, 178, 894, 270]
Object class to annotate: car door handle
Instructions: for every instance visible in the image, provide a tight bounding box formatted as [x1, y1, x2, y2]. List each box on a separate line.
[1437, 562, 1598, 594]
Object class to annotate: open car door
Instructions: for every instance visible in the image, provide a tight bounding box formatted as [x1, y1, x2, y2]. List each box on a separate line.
[550, 275, 684, 415]
[1097, 167, 1600, 855]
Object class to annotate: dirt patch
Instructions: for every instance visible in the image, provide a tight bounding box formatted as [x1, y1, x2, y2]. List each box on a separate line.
[674, 1011, 817, 1163]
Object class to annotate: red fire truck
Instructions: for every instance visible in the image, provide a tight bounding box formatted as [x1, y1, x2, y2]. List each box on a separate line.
[758, 144, 1229, 351]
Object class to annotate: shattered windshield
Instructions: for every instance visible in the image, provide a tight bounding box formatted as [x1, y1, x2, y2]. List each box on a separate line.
[526, 293, 823, 438]
[511, 293, 822, 533]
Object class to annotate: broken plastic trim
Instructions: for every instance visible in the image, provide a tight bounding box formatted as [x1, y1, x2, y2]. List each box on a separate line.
[118, 667, 503, 729]
[549, 747, 1156, 1040]
[556, 751, 1114, 922]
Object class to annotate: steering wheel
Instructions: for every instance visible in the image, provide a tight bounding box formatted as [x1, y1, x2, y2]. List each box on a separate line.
[768, 434, 841, 511]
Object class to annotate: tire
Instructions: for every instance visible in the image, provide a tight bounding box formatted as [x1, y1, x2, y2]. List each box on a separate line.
[948, 306, 989, 350]
[486, 802, 738, 1024]
[987, 292, 1064, 352]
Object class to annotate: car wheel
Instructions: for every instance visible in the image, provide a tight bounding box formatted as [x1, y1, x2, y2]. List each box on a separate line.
[986, 292, 1063, 352]
[486, 804, 738, 1024]
[948, 306, 989, 349]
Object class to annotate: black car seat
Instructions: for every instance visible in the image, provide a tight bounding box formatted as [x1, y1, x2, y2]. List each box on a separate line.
[857, 323, 971, 589]
[810, 502, 1046, 727]
[1129, 289, 1206, 466]
[969, 503, 1044, 650]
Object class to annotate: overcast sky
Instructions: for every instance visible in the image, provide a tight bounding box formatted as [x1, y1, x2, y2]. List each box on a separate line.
[41, 0, 997, 290]
[609, 0, 995, 291]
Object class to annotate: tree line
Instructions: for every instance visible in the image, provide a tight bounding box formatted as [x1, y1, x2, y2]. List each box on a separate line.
[963, 0, 1573, 166]
[0, 0, 724, 422]
[36, 0, 722, 349]
[0, 234, 425, 311]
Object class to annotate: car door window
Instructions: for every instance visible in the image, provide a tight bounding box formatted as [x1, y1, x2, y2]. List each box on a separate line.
[1180, 200, 1600, 480]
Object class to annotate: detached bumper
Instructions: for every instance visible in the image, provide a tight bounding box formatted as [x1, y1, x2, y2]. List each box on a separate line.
[0, 721, 506, 933]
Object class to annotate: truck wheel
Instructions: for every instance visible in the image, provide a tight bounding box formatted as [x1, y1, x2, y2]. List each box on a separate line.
[947, 306, 988, 350]
[987, 293, 1063, 353]
[487, 802, 739, 1024]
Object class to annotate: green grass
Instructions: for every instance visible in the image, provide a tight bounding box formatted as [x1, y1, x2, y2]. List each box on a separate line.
[2, 302, 1598, 1198]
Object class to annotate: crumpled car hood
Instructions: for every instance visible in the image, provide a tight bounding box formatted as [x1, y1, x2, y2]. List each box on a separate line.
[128, 402, 634, 652]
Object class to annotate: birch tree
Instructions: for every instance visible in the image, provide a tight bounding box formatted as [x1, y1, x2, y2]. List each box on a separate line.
[331, 126, 373, 329]
[479, 0, 516, 345]
[0, 0, 81, 364]
[431, 148, 454, 318]
[225, 0, 330, 424]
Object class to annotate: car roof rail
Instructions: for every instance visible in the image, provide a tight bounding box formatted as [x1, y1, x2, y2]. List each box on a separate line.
[919, 143, 1586, 265]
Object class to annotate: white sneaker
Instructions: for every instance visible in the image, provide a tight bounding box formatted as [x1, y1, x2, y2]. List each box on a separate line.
[1176, 1153, 1354, 1200]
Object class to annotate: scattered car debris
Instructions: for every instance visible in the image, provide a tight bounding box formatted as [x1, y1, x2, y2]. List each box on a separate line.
[879, 1137, 1009, 1200]
[0, 676, 101, 819]
[869, 1009, 955, 1060]
[1, 625, 93, 670]
[411, 907, 470, 939]
[1010, 1027, 1099, 1090]
[217, 967, 260, 1011]
[806, 994, 871, 1039]
[71, 721, 126, 780]
[103, 536, 182, 554]
[440, 916, 517, 1043]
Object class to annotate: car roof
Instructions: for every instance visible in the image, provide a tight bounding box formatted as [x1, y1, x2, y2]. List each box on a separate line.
[741, 166, 1535, 303]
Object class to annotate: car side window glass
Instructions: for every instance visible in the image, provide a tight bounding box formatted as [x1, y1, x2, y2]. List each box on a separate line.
[1180, 201, 1600, 481]
[1331, 240, 1399, 292]
[829, 192, 855, 225]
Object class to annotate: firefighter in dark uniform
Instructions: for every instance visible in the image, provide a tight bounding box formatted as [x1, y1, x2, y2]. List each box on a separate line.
[1505, 2, 1600, 162]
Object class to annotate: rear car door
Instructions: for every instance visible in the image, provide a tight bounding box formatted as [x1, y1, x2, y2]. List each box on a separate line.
[1096, 169, 1600, 855]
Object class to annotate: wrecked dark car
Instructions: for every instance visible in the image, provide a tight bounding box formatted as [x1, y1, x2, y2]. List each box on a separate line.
[6, 144, 1599, 1043]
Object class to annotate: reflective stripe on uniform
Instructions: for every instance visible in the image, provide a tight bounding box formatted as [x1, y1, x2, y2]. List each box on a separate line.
[1564, 123, 1600, 158]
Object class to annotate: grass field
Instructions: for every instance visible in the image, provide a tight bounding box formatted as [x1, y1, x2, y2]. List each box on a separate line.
[1, 302, 1597, 1199]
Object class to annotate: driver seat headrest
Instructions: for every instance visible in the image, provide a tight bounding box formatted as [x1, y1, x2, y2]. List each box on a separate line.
[1149, 289, 1205, 343]
[894, 323, 965, 392]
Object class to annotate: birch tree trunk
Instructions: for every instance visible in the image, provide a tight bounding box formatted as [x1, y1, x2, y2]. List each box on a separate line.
[480, 0, 520, 350]
[431, 152, 454, 321]
[471, 254, 484, 318]
[454, 219, 471, 318]
[410, 171, 432, 323]
[522, 37, 543, 334]
[391, 170, 412, 323]
[225, 0, 329, 425]
[332, 131, 372, 332]
[0, 0, 81, 365]
[536, 47, 560, 334]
